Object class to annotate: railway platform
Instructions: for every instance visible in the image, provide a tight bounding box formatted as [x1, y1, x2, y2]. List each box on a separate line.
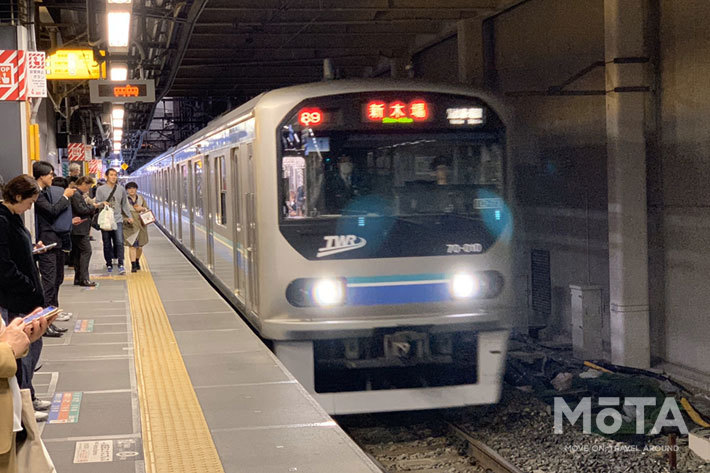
[35, 225, 379, 472]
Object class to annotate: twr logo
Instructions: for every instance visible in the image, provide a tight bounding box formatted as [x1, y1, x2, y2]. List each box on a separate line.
[317, 235, 367, 258]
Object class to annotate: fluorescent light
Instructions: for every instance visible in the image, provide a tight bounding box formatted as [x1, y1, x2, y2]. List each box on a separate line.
[107, 12, 131, 48]
[108, 0, 132, 3]
[112, 107, 124, 120]
[113, 141, 121, 149]
[110, 64, 128, 80]
[113, 130, 123, 141]
[112, 107, 124, 129]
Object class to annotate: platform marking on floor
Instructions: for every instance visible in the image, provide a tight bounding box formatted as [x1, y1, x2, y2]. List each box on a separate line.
[127, 254, 225, 473]
[73, 437, 144, 464]
[48, 392, 82, 423]
[74, 319, 95, 332]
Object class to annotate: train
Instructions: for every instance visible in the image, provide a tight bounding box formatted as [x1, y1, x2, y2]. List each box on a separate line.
[132, 80, 514, 414]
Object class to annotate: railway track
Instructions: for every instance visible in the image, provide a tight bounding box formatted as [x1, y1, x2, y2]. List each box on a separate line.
[444, 420, 524, 473]
[340, 414, 523, 473]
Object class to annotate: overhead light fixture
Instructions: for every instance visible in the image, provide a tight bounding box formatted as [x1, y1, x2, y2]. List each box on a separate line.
[110, 64, 128, 81]
[113, 130, 123, 141]
[107, 0, 132, 3]
[112, 106, 124, 129]
[107, 11, 131, 48]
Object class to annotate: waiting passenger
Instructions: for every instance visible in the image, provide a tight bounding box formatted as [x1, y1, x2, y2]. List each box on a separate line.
[70, 177, 100, 287]
[123, 182, 149, 273]
[285, 190, 299, 216]
[96, 169, 134, 274]
[0, 174, 57, 422]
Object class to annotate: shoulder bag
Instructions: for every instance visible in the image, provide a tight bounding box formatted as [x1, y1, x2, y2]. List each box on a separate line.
[16, 389, 56, 473]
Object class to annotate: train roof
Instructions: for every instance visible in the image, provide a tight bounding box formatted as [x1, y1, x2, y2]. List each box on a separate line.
[134, 79, 507, 174]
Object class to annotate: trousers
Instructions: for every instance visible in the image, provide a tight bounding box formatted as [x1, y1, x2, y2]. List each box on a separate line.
[71, 234, 92, 282]
[101, 222, 124, 266]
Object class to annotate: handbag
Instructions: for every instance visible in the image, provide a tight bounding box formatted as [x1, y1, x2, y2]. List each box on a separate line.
[139, 210, 155, 226]
[16, 389, 56, 473]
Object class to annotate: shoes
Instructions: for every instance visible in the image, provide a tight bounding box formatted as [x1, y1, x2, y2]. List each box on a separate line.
[33, 399, 51, 411]
[55, 312, 71, 322]
[79, 280, 96, 287]
[136, 261, 141, 270]
[118, 265, 126, 275]
[35, 411, 48, 423]
[107, 265, 113, 273]
[50, 323, 68, 333]
[131, 261, 138, 273]
[43, 326, 62, 338]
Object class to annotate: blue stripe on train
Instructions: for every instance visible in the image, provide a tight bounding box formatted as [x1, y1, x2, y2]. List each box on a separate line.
[346, 282, 450, 306]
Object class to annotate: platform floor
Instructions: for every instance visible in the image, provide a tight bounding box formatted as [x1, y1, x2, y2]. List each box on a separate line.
[37, 225, 379, 472]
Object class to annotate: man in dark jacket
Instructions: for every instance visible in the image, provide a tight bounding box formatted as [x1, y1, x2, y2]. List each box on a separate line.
[33, 161, 75, 337]
[70, 176, 99, 286]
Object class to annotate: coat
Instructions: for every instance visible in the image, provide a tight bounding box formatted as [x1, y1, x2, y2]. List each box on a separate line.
[34, 186, 71, 248]
[0, 205, 44, 314]
[123, 194, 149, 247]
[70, 190, 95, 236]
[0, 341, 17, 457]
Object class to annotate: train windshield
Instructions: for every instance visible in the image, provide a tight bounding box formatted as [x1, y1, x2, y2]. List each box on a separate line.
[278, 92, 510, 259]
[281, 132, 504, 219]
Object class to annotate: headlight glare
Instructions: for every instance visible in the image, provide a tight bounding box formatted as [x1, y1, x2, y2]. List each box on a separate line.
[451, 273, 479, 299]
[312, 279, 345, 306]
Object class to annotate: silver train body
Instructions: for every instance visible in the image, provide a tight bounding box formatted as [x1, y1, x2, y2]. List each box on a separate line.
[133, 80, 513, 414]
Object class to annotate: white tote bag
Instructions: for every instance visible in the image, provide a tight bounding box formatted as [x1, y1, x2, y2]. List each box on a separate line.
[98, 206, 116, 231]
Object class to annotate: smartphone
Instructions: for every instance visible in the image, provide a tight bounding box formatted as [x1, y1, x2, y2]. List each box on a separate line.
[23, 306, 61, 324]
[32, 242, 58, 254]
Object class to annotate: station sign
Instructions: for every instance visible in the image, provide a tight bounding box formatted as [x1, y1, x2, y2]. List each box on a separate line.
[89, 79, 155, 103]
[46, 49, 105, 80]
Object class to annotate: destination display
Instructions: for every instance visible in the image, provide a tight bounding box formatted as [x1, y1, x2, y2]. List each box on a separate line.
[89, 79, 155, 103]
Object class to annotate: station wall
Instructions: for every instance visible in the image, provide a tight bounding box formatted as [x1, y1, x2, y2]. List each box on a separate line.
[413, 0, 611, 346]
[658, 0, 710, 375]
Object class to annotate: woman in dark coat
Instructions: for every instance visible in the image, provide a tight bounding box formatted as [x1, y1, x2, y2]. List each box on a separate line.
[0, 175, 56, 421]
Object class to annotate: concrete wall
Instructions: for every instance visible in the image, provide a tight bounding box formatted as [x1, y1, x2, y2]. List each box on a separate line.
[658, 0, 710, 374]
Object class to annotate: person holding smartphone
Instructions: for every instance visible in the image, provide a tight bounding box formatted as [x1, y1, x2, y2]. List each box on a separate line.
[70, 177, 99, 286]
[0, 175, 56, 422]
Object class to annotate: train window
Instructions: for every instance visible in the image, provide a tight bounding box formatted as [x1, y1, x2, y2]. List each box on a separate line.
[215, 156, 227, 225]
[181, 164, 188, 215]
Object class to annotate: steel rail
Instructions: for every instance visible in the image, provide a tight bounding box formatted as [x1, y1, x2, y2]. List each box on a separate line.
[445, 421, 524, 473]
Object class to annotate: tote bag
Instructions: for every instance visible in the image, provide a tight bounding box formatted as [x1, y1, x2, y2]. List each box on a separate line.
[16, 389, 56, 473]
[139, 210, 155, 226]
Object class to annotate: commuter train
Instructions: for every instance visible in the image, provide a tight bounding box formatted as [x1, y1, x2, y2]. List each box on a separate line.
[132, 80, 514, 414]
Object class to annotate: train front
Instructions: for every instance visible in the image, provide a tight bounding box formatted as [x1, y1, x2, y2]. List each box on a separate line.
[264, 87, 513, 414]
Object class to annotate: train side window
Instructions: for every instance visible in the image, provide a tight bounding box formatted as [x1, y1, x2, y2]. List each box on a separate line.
[215, 156, 227, 225]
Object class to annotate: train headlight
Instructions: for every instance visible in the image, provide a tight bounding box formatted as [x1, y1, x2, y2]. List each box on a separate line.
[450, 273, 479, 299]
[312, 279, 346, 307]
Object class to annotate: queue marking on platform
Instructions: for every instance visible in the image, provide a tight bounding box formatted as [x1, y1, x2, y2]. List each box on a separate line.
[127, 254, 225, 473]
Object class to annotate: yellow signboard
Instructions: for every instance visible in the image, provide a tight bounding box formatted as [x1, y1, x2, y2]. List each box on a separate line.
[46, 49, 105, 80]
[121, 163, 128, 171]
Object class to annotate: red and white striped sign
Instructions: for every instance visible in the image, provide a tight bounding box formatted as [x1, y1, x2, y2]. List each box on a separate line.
[89, 159, 100, 175]
[68, 142, 85, 161]
[0, 50, 26, 101]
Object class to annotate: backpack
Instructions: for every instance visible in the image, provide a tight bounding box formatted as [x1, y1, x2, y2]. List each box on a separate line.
[47, 186, 73, 234]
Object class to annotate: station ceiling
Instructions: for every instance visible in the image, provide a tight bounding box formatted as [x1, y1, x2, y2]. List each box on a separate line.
[36, 0, 524, 168]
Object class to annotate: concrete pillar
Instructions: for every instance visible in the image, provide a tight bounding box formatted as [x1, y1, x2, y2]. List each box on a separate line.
[457, 18, 484, 87]
[0, 25, 27, 182]
[604, 0, 651, 368]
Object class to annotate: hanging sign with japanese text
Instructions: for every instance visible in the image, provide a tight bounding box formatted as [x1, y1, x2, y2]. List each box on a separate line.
[26, 51, 47, 97]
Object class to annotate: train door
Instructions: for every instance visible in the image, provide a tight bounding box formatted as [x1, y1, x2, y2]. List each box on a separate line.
[213, 153, 233, 288]
[192, 158, 207, 264]
[205, 155, 215, 272]
[168, 166, 174, 235]
[188, 162, 196, 254]
[230, 146, 245, 302]
[245, 143, 258, 313]
[178, 163, 186, 243]
[163, 169, 170, 230]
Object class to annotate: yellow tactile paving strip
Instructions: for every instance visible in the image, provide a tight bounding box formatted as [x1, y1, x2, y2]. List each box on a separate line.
[127, 255, 225, 473]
